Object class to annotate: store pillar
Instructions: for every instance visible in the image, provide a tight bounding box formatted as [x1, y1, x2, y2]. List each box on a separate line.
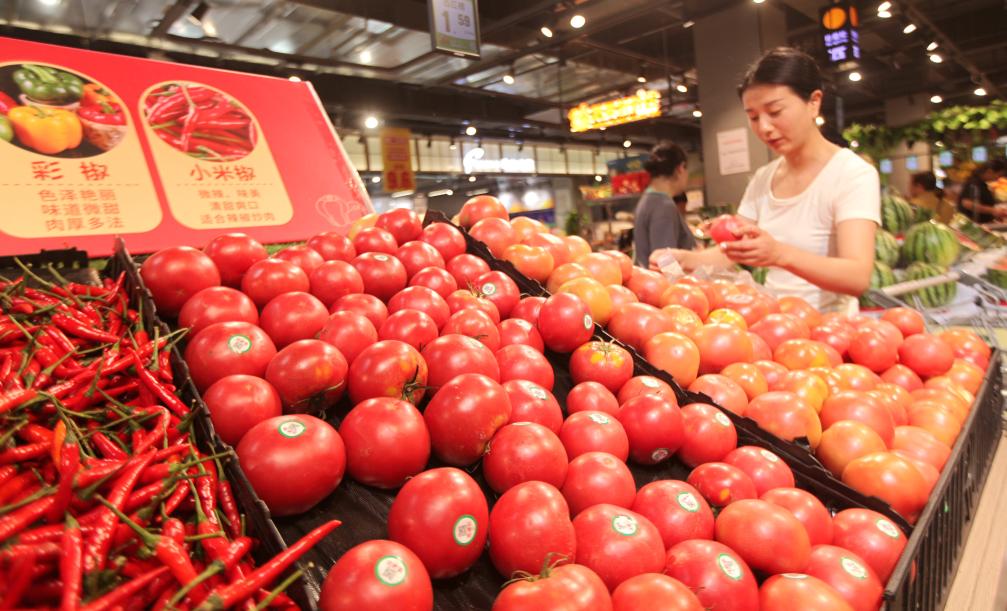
[884, 95, 931, 194]
[691, 0, 788, 209]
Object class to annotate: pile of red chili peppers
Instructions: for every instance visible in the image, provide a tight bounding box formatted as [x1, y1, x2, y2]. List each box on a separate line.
[144, 84, 257, 162]
[0, 264, 338, 609]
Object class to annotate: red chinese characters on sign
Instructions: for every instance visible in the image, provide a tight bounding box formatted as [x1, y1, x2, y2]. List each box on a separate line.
[379, 127, 415, 192]
[38, 187, 123, 232]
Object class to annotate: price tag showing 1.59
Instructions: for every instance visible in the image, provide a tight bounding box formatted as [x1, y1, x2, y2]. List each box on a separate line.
[428, 0, 481, 58]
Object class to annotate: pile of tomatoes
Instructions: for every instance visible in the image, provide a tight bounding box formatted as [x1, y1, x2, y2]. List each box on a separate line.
[129, 195, 987, 610]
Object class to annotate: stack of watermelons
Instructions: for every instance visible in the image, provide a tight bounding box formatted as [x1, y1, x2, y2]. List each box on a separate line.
[881, 192, 915, 235]
[864, 212, 961, 308]
[986, 256, 1007, 290]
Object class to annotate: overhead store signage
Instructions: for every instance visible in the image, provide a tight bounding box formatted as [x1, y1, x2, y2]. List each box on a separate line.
[462, 147, 536, 174]
[0, 37, 371, 257]
[820, 3, 861, 64]
[428, 0, 481, 59]
[379, 127, 416, 192]
[568, 89, 662, 133]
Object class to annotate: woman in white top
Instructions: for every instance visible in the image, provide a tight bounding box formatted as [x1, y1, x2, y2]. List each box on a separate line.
[651, 47, 880, 312]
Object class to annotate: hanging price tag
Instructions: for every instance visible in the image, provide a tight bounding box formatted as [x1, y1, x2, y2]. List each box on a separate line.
[428, 0, 481, 58]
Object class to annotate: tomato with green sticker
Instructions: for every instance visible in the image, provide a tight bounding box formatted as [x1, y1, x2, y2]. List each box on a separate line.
[569, 341, 634, 393]
[320, 539, 433, 610]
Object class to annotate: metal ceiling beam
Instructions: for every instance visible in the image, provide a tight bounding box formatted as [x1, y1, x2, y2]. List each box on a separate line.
[150, 0, 195, 38]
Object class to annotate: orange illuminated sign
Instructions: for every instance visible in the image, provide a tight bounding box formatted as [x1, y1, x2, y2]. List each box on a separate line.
[568, 89, 662, 133]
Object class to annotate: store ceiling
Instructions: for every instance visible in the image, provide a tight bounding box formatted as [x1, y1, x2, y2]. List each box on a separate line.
[2, 0, 1004, 145]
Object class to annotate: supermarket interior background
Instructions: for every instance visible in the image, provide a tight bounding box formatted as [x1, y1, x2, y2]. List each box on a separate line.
[0, 0, 1006, 610]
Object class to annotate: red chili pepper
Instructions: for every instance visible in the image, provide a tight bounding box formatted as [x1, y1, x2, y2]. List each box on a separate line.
[130, 350, 189, 417]
[0, 387, 38, 414]
[74, 458, 126, 489]
[78, 100, 127, 126]
[51, 313, 119, 343]
[79, 566, 170, 611]
[0, 471, 36, 504]
[60, 516, 83, 611]
[0, 540, 61, 563]
[0, 441, 49, 464]
[0, 545, 37, 609]
[161, 478, 191, 517]
[17, 422, 54, 445]
[217, 479, 242, 540]
[47, 427, 80, 523]
[0, 495, 57, 540]
[0, 464, 16, 487]
[158, 349, 173, 383]
[82, 451, 154, 573]
[197, 520, 341, 611]
[91, 431, 128, 460]
[133, 407, 169, 455]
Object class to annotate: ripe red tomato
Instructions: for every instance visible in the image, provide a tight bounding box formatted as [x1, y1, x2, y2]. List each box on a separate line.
[421, 334, 500, 390]
[237, 414, 345, 516]
[567, 381, 620, 416]
[331, 293, 388, 329]
[447, 288, 501, 323]
[204, 374, 282, 446]
[561, 451, 636, 516]
[273, 245, 324, 275]
[661, 283, 710, 319]
[842, 452, 928, 521]
[816, 421, 888, 478]
[721, 362, 769, 400]
[353, 227, 399, 255]
[375, 208, 422, 245]
[715, 499, 812, 574]
[688, 374, 749, 416]
[241, 258, 310, 308]
[753, 360, 789, 389]
[617, 375, 676, 405]
[351, 253, 407, 302]
[441, 309, 500, 351]
[848, 327, 899, 373]
[459, 195, 508, 227]
[387, 286, 450, 330]
[309, 261, 364, 308]
[510, 295, 546, 324]
[678, 403, 738, 467]
[526, 232, 571, 268]
[424, 373, 511, 466]
[880, 307, 924, 337]
[937, 328, 991, 370]
[709, 214, 744, 243]
[761, 487, 833, 546]
[806, 545, 883, 611]
[559, 411, 630, 461]
[750, 313, 810, 352]
[488, 481, 576, 579]
[811, 322, 854, 359]
[339, 397, 430, 489]
[141, 246, 222, 316]
[259, 292, 329, 349]
[820, 391, 895, 446]
[379, 310, 439, 351]
[632, 480, 714, 549]
[446, 253, 490, 288]
[409, 266, 458, 299]
[203, 233, 267, 287]
[470, 217, 517, 258]
[491, 563, 612, 611]
[723, 446, 794, 495]
[496, 344, 554, 391]
[898, 334, 954, 378]
[185, 321, 277, 391]
[265, 339, 347, 412]
[387, 467, 489, 578]
[643, 332, 701, 388]
[476, 271, 520, 319]
[319, 539, 432, 611]
[503, 380, 563, 433]
[617, 393, 684, 465]
[317, 311, 377, 365]
[569, 342, 634, 392]
[892, 425, 950, 471]
[574, 504, 666, 591]
[484, 422, 568, 493]
[626, 268, 671, 308]
[396, 241, 445, 279]
[687, 462, 758, 507]
[498, 318, 545, 352]
[694, 323, 754, 375]
[178, 286, 258, 335]
[348, 340, 428, 405]
[831, 508, 907, 582]
[745, 391, 822, 447]
[307, 231, 355, 262]
[665, 540, 759, 611]
[612, 574, 703, 611]
[759, 574, 853, 611]
[421, 222, 467, 261]
[538, 293, 594, 353]
[607, 303, 673, 352]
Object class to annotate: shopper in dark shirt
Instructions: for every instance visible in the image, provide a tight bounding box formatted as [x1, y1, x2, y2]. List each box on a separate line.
[633, 142, 696, 266]
[958, 159, 1007, 224]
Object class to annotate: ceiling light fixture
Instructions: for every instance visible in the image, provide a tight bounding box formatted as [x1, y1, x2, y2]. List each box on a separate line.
[903, 23, 917, 34]
[371, 176, 380, 183]
[637, 71, 647, 84]
[540, 25, 554, 38]
[877, 10, 892, 19]
[359, 50, 372, 63]
[930, 94, 943, 103]
[595, 175, 603, 182]
[363, 115, 379, 129]
[623, 139, 632, 148]
[469, 176, 477, 182]
[974, 87, 987, 96]
[391, 190, 414, 198]
[449, 138, 457, 150]
[926, 41, 939, 51]
[428, 189, 454, 197]
[570, 14, 586, 29]
[753, 0, 765, 4]
[877, 2, 892, 11]
[848, 71, 862, 82]
[38, 0, 62, 6]
[683, 20, 695, 28]
[929, 53, 943, 63]
[676, 83, 688, 93]
[502, 68, 515, 85]
[692, 109, 703, 118]
[288, 75, 302, 82]
[465, 125, 478, 136]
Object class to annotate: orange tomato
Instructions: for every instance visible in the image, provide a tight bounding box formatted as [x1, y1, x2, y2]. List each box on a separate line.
[626, 269, 670, 307]
[600, 250, 633, 284]
[689, 374, 749, 416]
[777, 296, 822, 328]
[832, 363, 880, 392]
[721, 292, 770, 327]
[720, 363, 769, 401]
[880, 364, 923, 392]
[705, 281, 741, 311]
[891, 449, 939, 498]
[749, 313, 811, 352]
[606, 284, 638, 312]
[748, 333, 773, 362]
[773, 339, 832, 371]
[891, 425, 951, 471]
[842, 452, 928, 521]
[607, 303, 674, 352]
[694, 323, 754, 375]
[936, 328, 991, 370]
[922, 377, 975, 408]
[525, 232, 571, 268]
[576, 252, 622, 286]
[906, 403, 962, 447]
[563, 235, 592, 260]
[753, 360, 790, 390]
[778, 370, 830, 413]
[816, 420, 888, 478]
[880, 307, 925, 337]
[910, 387, 970, 416]
[660, 305, 703, 339]
[820, 391, 895, 446]
[503, 244, 554, 283]
[458, 194, 508, 227]
[660, 283, 710, 320]
[866, 386, 909, 427]
[707, 308, 748, 330]
[510, 216, 547, 242]
[558, 276, 613, 325]
[546, 262, 590, 294]
[745, 391, 822, 448]
[643, 332, 700, 387]
[944, 359, 984, 395]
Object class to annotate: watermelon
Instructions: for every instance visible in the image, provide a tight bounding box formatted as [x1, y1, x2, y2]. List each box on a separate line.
[913, 205, 934, 224]
[900, 221, 960, 267]
[860, 261, 896, 308]
[881, 193, 914, 234]
[874, 229, 899, 267]
[986, 258, 1007, 290]
[905, 262, 957, 308]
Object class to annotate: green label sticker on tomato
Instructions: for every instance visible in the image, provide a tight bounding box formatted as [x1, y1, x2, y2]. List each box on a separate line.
[374, 555, 407, 586]
[453, 515, 477, 546]
[277, 420, 306, 438]
[611, 514, 638, 536]
[228, 334, 252, 354]
[717, 554, 743, 581]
